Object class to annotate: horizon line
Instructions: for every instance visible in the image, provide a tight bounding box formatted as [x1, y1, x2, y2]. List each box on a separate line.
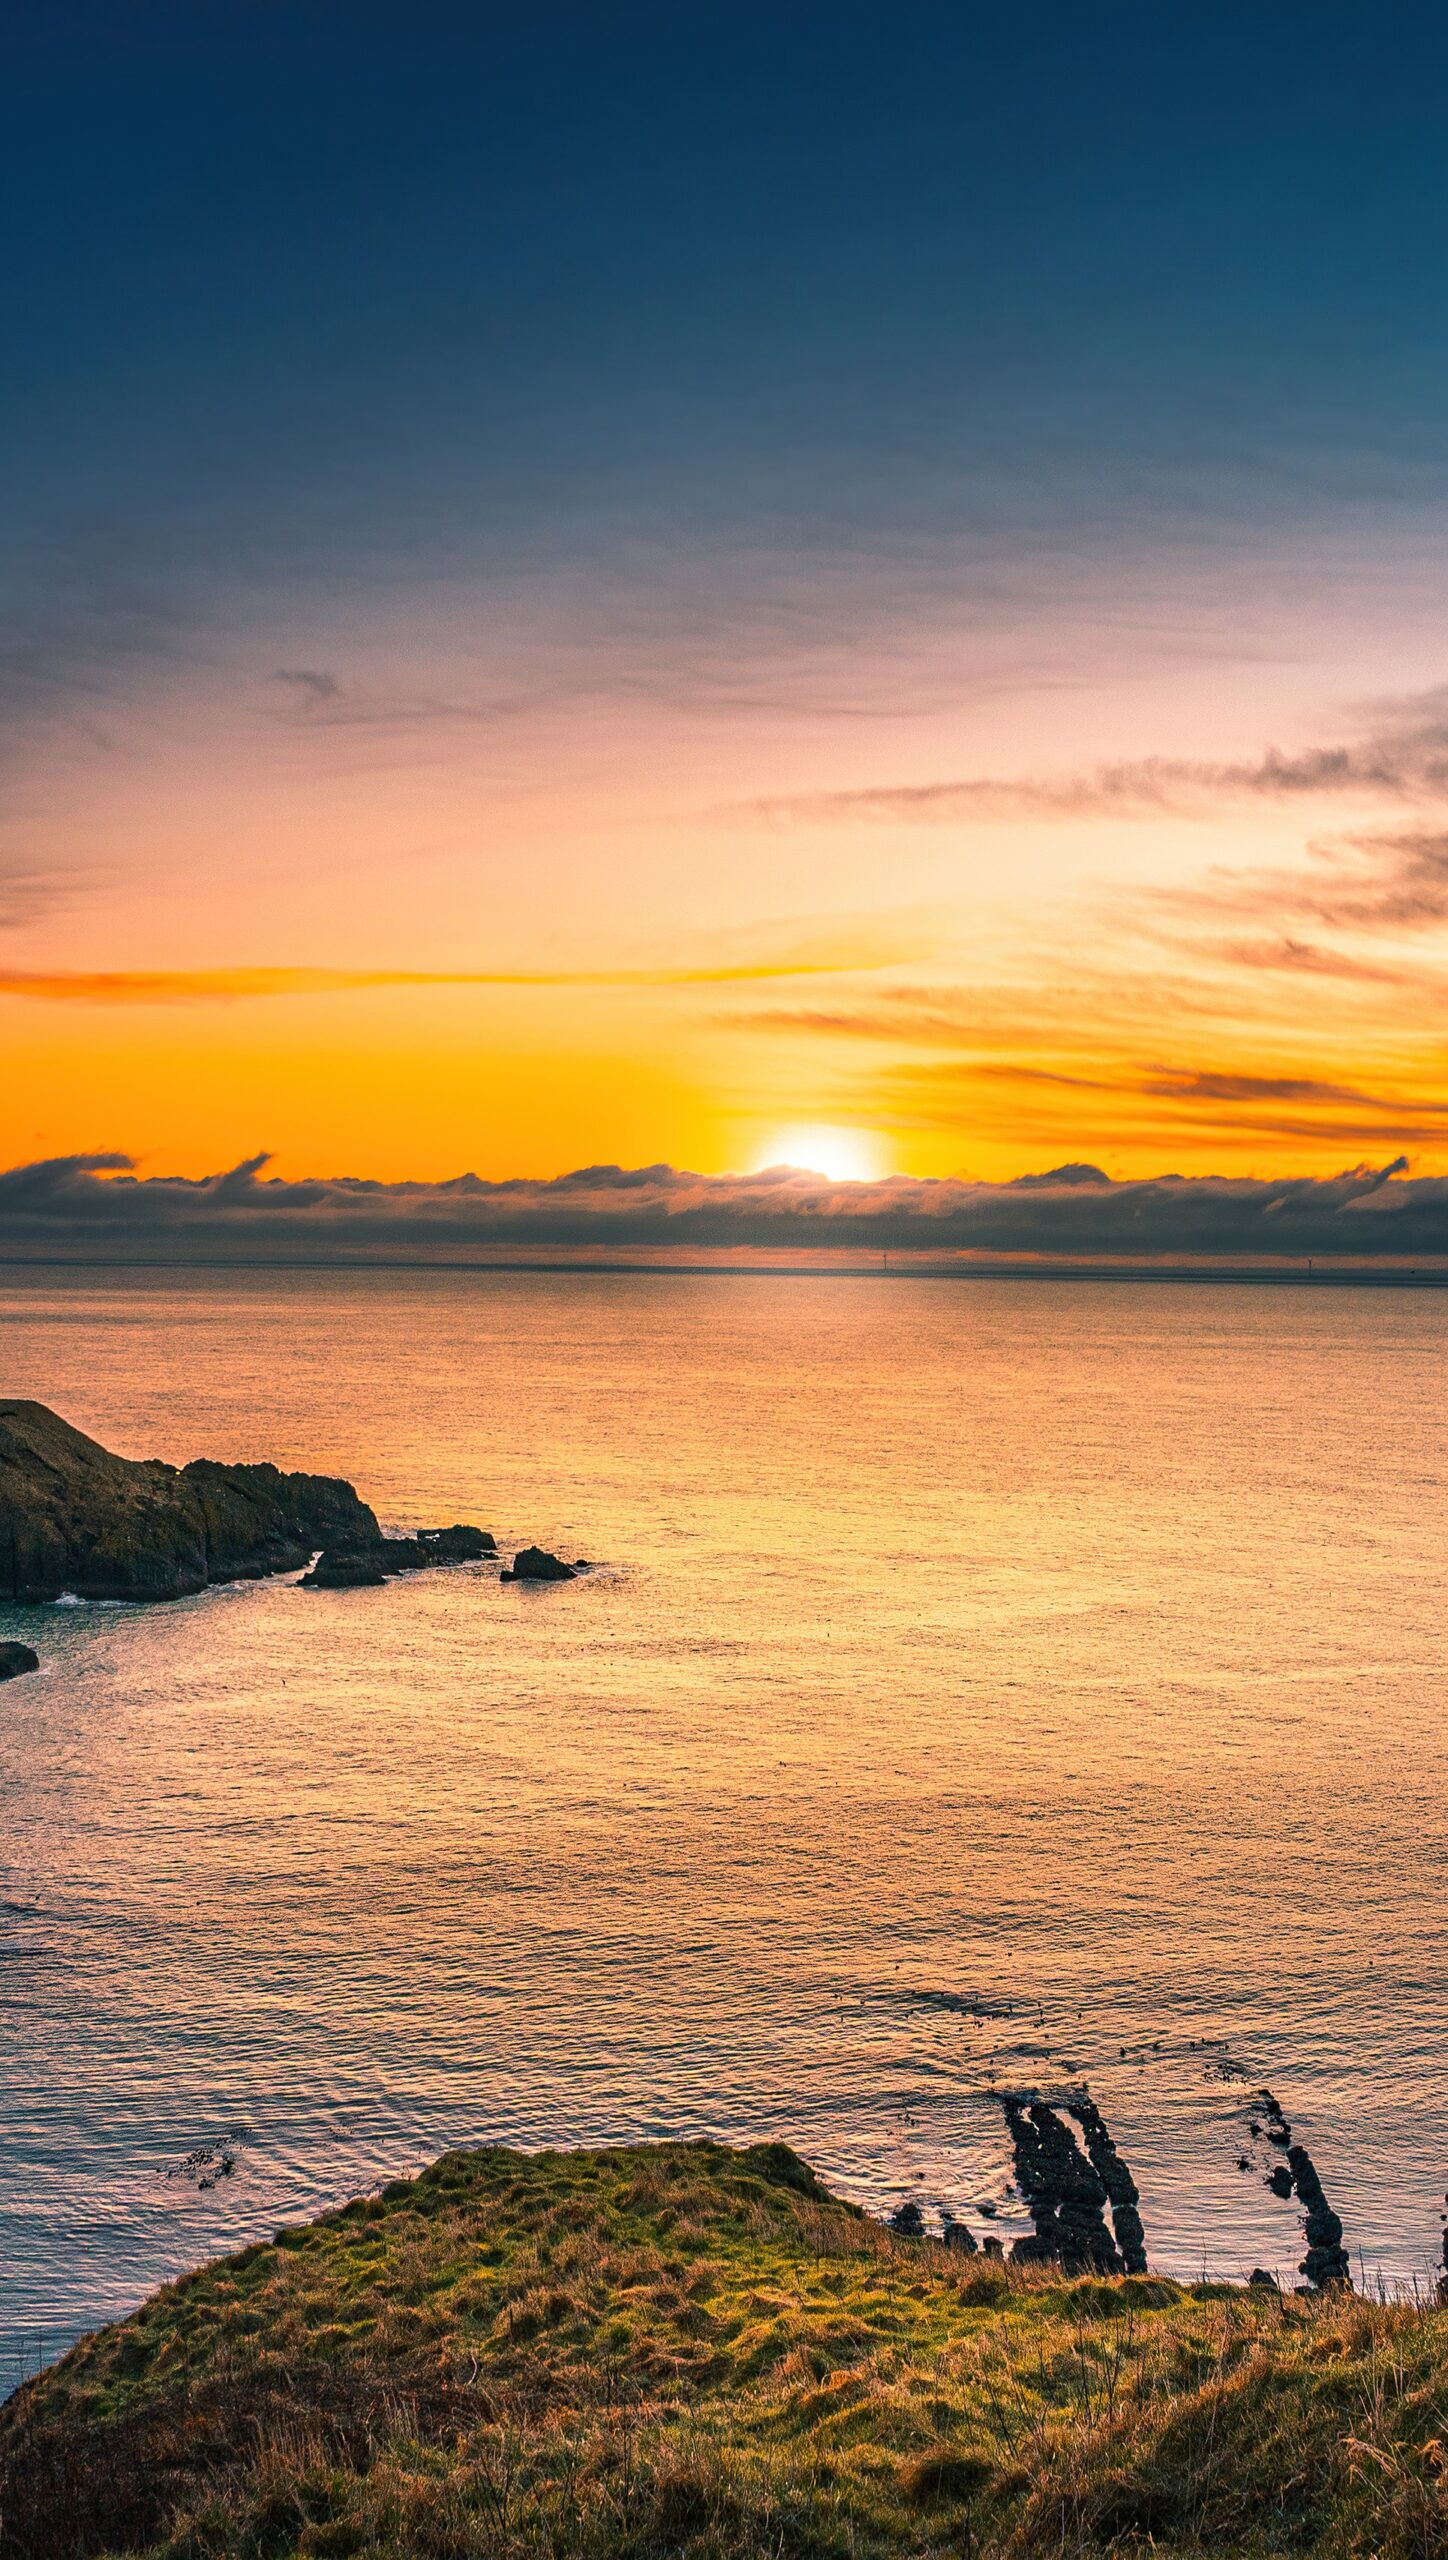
[1, 1256, 1445, 1287]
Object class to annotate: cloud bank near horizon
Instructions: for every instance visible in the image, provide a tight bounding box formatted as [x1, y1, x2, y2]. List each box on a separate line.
[1, 1152, 1442, 1265]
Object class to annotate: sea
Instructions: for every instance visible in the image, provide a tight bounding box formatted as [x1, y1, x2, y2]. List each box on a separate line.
[1, 1264, 1445, 2382]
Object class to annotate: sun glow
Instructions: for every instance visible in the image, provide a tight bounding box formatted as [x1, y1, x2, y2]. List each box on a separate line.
[755, 1125, 885, 1181]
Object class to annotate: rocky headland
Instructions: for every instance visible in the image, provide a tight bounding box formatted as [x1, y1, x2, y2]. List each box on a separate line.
[0, 1402, 499, 1605]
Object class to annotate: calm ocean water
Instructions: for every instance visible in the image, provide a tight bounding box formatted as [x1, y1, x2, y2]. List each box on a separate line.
[1, 1266, 1446, 2372]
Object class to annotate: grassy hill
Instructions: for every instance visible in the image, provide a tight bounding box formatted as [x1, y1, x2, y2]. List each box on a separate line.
[4, 2139, 1447, 2559]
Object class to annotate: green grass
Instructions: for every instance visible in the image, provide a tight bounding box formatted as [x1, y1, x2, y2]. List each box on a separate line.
[6, 2138, 1448, 2559]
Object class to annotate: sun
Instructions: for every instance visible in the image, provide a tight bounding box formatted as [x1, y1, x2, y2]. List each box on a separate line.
[754, 1125, 884, 1181]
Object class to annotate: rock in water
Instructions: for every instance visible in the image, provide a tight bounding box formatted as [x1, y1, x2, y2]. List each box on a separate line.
[501, 1547, 577, 1582]
[0, 1401, 381, 1602]
[418, 1524, 497, 1559]
[1001, 2097, 1123, 2274]
[0, 1642, 39, 1681]
[299, 1552, 388, 1588]
[1067, 2096, 1150, 2273]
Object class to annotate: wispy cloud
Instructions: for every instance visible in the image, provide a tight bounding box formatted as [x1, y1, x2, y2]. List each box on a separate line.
[0, 930, 927, 1007]
[1165, 827, 1448, 937]
[736, 686, 1448, 826]
[0, 1151, 1440, 1264]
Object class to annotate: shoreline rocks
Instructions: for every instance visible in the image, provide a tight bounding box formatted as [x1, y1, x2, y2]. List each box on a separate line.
[501, 1547, 577, 1583]
[0, 1642, 39, 1681]
[1252, 2089, 1351, 2289]
[0, 1402, 516, 1608]
[1067, 2095, 1150, 2273]
[1001, 2096, 1124, 2273]
[1, 1401, 378, 1602]
[420, 1525, 497, 1560]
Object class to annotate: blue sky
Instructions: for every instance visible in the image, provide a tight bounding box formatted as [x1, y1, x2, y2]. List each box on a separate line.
[11, 0, 1448, 589]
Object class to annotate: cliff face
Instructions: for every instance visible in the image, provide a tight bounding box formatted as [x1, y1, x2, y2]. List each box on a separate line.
[0, 1401, 379, 1601]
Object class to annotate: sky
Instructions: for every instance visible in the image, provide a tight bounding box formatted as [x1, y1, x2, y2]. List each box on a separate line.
[7, 0, 1448, 1216]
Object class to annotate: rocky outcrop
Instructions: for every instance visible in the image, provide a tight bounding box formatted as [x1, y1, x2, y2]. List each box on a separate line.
[300, 1528, 500, 1587]
[0, 1403, 513, 1606]
[501, 1546, 577, 1583]
[420, 1524, 497, 1560]
[0, 1401, 380, 1602]
[1067, 2097, 1149, 2273]
[0, 1642, 39, 1681]
[300, 1552, 388, 1589]
[1250, 2089, 1351, 2290]
[1001, 2098, 1123, 2273]
[1287, 2144, 1351, 2289]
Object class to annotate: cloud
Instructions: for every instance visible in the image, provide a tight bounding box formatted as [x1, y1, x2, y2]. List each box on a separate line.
[0, 930, 926, 1006]
[274, 667, 343, 707]
[1212, 936, 1424, 984]
[736, 686, 1448, 826]
[0, 862, 79, 930]
[1, 1151, 1443, 1264]
[1169, 827, 1448, 938]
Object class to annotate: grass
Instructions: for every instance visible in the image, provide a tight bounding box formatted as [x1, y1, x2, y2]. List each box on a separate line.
[6, 2138, 1448, 2559]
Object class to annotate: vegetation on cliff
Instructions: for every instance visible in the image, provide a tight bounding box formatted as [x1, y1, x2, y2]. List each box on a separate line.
[6, 2139, 1448, 2560]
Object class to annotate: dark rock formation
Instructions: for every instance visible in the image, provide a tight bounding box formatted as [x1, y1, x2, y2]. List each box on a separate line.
[1250, 2089, 1350, 2289]
[889, 2200, 925, 2237]
[501, 1547, 577, 1583]
[0, 1642, 39, 1681]
[419, 1524, 496, 1560]
[1001, 2097, 1123, 2273]
[1067, 2097, 1149, 2272]
[1287, 2143, 1351, 2289]
[371, 1539, 433, 1571]
[0, 1402, 379, 1602]
[1249, 2268, 1280, 2290]
[941, 2215, 978, 2252]
[300, 1552, 388, 1589]
[303, 1528, 499, 1584]
[1259, 2089, 1293, 2147]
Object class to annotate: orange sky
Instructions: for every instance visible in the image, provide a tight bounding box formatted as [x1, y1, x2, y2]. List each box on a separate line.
[6, 529, 1448, 1186]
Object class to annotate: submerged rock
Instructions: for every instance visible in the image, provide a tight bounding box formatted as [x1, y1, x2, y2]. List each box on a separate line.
[0, 1642, 39, 1681]
[0, 1402, 379, 1602]
[501, 1547, 577, 1583]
